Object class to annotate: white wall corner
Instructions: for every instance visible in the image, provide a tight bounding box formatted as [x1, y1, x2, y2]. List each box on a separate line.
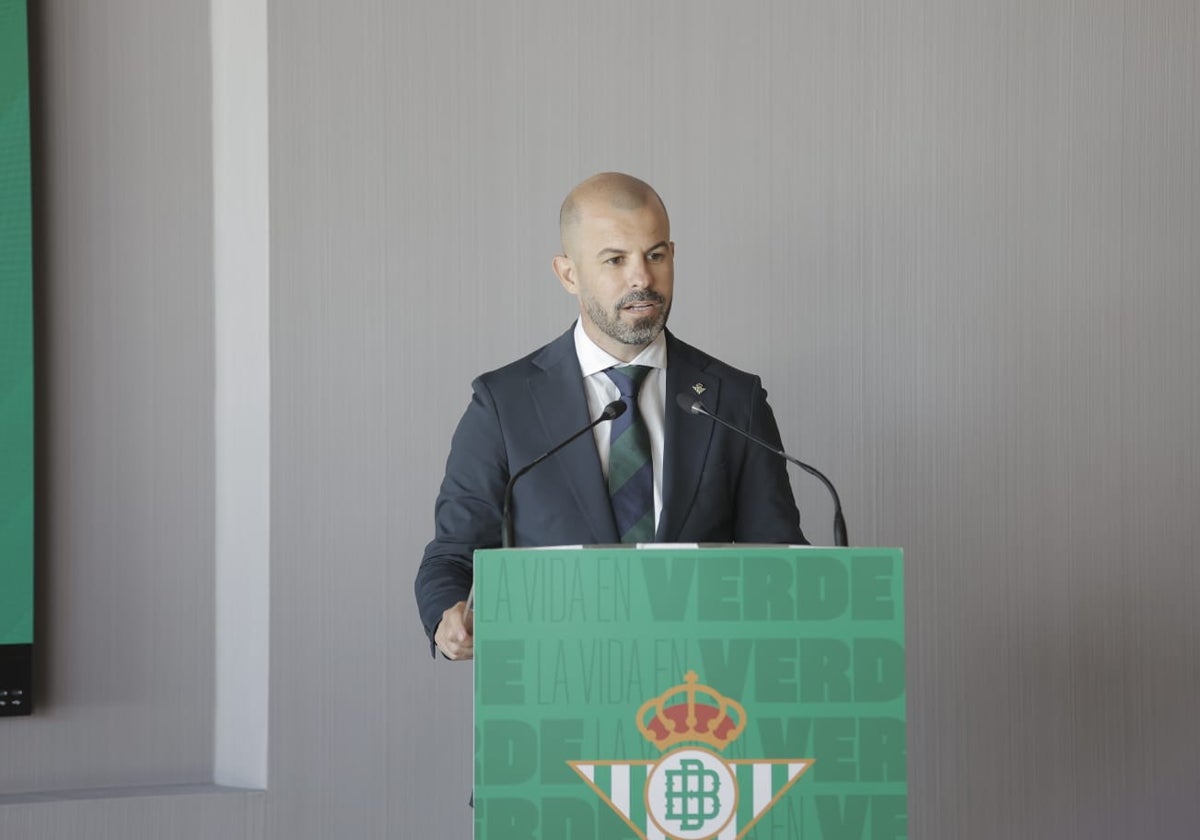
[211, 0, 270, 790]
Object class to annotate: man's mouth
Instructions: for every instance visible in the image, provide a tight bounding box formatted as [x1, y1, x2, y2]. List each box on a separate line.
[619, 294, 664, 315]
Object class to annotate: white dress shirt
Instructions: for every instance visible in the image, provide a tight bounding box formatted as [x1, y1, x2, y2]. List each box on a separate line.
[572, 320, 667, 531]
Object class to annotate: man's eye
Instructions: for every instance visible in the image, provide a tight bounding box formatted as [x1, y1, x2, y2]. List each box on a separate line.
[605, 256, 624, 266]
[647, 251, 665, 262]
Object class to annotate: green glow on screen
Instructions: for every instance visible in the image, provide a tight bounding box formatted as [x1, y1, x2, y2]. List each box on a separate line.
[0, 0, 34, 647]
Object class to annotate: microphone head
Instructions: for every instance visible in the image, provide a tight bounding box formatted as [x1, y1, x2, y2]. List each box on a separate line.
[675, 392, 706, 415]
[601, 399, 628, 420]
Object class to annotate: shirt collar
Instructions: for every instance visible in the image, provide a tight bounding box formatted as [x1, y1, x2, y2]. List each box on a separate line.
[573, 319, 668, 378]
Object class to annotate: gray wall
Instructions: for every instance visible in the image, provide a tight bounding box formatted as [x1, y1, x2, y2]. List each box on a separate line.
[1, 2, 263, 837]
[2, 1, 1197, 838]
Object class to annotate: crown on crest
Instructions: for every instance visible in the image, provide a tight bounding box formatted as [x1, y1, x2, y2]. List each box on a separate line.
[636, 671, 746, 752]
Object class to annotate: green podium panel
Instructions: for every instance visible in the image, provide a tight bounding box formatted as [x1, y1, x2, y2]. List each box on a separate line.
[474, 545, 906, 840]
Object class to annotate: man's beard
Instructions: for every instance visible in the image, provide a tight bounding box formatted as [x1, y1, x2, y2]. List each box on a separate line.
[584, 290, 670, 346]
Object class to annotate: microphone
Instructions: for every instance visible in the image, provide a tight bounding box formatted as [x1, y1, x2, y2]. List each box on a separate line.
[501, 400, 627, 548]
[675, 393, 848, 547]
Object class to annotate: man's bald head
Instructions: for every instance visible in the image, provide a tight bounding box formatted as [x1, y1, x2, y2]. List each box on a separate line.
[558, 172, 669, 257]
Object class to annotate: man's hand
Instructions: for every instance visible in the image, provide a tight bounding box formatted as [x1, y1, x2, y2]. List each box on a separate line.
[434, 600, 474, 660]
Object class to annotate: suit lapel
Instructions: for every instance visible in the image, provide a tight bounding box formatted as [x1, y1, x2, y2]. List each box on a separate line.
[659, 338, 720, 541]
[527, 330, 620, 544]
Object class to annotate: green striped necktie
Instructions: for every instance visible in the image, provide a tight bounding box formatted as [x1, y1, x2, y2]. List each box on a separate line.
[604, 365, 654, 543]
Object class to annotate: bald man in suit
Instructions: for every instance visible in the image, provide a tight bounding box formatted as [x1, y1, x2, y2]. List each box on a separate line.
[415, 173, 806, 659]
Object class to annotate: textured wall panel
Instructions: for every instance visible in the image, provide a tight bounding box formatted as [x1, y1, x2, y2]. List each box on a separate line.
[263, 1, 1199, 838]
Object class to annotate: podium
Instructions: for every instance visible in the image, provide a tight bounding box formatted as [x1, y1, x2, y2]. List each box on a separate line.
[473, 545, 907, 840]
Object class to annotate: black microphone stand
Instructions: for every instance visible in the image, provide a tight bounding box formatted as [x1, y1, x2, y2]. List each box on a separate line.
[501, 400, 626, 548]
[676, 394, 848, 547]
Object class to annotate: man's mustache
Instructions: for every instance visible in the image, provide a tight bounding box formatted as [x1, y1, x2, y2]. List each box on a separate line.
[616, 291, 666, 309]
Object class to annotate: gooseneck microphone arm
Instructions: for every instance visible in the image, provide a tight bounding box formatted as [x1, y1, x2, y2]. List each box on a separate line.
[501, 400, 627, 548]
[675, 393, 848, 547]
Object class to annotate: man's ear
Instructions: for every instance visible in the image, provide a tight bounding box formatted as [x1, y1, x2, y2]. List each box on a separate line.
[552, 255, 578, 295]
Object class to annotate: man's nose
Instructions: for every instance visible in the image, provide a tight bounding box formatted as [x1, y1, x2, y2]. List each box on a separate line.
[627, 256, 652, 287]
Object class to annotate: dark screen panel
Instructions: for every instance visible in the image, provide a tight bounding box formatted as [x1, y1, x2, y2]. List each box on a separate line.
[0, 0, 34, 717]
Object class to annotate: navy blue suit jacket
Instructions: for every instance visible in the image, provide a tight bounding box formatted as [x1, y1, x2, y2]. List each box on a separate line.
[414, 327, 806, 642]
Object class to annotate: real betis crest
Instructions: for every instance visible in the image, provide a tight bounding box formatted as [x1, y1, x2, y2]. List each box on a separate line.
[569, 671, 813, 840]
